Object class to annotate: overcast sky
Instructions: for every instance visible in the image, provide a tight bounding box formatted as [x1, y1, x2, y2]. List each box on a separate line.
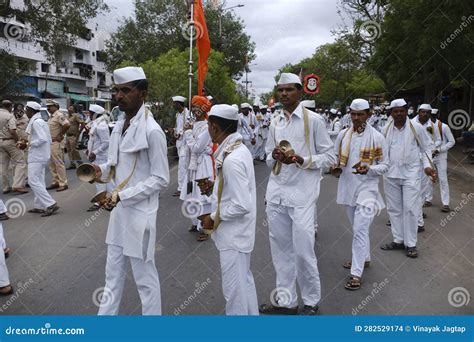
[100, 0, 350, 97]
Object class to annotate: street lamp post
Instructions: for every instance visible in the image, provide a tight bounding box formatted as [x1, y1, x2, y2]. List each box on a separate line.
[242, 63, 257, 99]
[219, 4, 244, 38]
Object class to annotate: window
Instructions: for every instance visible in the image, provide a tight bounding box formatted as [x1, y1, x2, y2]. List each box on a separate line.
[75, 49, 83, 60]
[96, 50, 107, 62]
[41, 63, 50, 73]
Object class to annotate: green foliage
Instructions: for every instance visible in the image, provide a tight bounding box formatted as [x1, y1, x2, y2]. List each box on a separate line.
[122, 48, 239, 127]
[105, 0, 255, 78]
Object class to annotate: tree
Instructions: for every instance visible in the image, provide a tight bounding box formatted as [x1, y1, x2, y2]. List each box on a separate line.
[123, 48, 240, 128]
[105, 0, 255, 78]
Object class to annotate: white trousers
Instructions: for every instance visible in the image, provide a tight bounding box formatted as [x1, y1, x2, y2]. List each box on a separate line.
[0, 222, 5, 249]
[0, 199, 6, 213]
[346, 205, 373, 277]
[267, 203, 321, 307]
[219, 250, 258, 315]
[177, 153, 187, 192]
[0, 223, 9, 287]
[243, 139, 255, 158]
[426, 158, 450, 205]
[384, 177, 420, 248]
[254, 138, 266, 160]
[98, 243, 161, 315]
[28, 162, 55, 210]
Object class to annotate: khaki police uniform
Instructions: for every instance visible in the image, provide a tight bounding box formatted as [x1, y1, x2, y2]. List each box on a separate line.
[14, 113, 29, 184]
[65, 113, 84, 166]
[48, 110, 69, 187]
[0, 109, 25, 191]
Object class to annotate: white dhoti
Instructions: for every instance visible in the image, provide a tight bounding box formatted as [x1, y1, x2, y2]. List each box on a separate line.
[384, 177, 420, 248]
[254, 137, 266, 161]
[346, 205, 373, 278]
[177, 147, 187, 192]
[266, 203, 321, 307]
[28, 162, 56, 210]
[0, 228, 9, 287]
[243, 139, 254, 158]
[219, 250, 258, 315]
[98, 243, 161, 316]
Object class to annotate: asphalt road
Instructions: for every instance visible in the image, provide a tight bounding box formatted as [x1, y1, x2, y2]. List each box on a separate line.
[0, 158, 472, 316]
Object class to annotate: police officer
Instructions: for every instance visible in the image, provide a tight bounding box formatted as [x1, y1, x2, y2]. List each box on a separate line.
[45, 100, 70, 192]
[65, 104, 84, 170]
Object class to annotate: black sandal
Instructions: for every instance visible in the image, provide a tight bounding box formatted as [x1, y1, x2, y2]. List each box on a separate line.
[197, 233, 209, 242]
[344, 276, 362, 290]
[259, 303, 298, 315]
[343, 261, 370, 269]
[28, 208, 45, 214]
[188, 225, 198, 232]
[380, 242, 405, 250]
[406, 247, 418, 258]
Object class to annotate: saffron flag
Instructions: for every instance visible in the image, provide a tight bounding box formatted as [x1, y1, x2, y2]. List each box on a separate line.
[194, 0, 211, 96]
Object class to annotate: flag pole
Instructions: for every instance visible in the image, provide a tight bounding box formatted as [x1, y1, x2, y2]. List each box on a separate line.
[188, 0, 195, 111]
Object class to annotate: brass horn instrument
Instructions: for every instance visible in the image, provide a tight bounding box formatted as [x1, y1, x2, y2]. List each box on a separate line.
[77, 164, 117, 210]
[272, 140, 295, 176]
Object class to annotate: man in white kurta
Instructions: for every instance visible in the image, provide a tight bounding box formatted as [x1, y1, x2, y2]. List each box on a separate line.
[381, 99, 436, 258]
[179, 96, 214, 239]
[23, 102, 58, 217]
[200, 104, 258, 315]
[260, 73, 336, 315]
[86, 104, 111, 212]
[238, 103, 256, 157]
[335, 99, 389, 290]
[429, 109, 455, 212]
[173, 96, 192, 196]
[97, 67, 169, 315]
[253, 105, 270, 161]
[328, 109, 342, 143]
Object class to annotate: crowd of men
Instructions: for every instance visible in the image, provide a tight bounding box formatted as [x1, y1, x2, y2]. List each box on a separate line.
[0, 68, 458, 317]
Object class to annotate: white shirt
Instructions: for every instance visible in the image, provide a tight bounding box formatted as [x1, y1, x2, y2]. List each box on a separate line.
[433, 120, 455, 160]
[28, 113, 51, 164]
[335, 126, 389, 208]
[211, 133, 256, 253]
[265, 104, 337, 207]
[238, 113, 255, 140]
[384, 120, 434, 179]
[328, 117, 342, 141]
[412, 115, 441, 149]
[175, 108, 191, 148]
[100, 113, 169, 261]
[88, 120, 110, 161]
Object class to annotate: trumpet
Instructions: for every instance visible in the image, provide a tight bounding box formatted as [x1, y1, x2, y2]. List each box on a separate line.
[272, 140, 295, 176]
[76, 163, 105, 183]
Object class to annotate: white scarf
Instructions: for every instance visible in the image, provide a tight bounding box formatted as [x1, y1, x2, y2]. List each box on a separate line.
[338, 124, 383, 167]
[108, 104, 150, 166]
[25, 113, 41, 135]
[214, 132, 243, 169]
